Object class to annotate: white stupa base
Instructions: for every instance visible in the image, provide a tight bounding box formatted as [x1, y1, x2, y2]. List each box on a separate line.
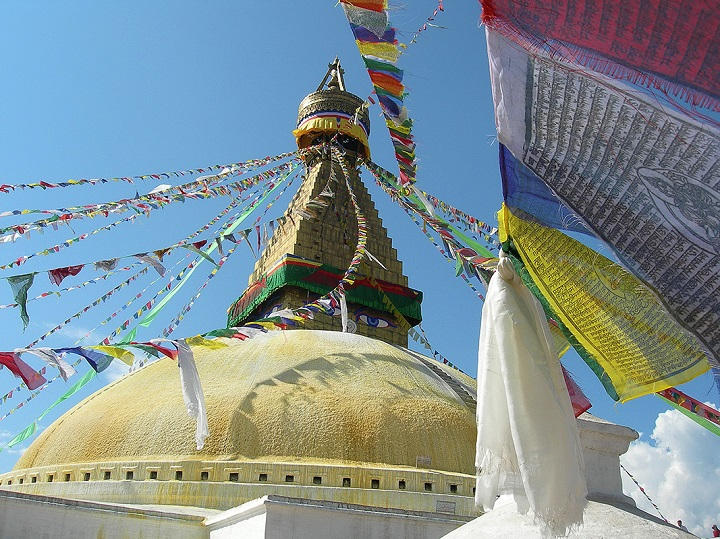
[442, 495, 695, 538]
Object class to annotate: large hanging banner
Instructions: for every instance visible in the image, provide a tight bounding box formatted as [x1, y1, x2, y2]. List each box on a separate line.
[480, 0, 720, 111]
[486, 29, 720, 370]
[499, 205, 709, 402]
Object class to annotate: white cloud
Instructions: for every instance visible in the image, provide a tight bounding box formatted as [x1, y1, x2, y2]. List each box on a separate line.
[101, 361, 130, 384]
[6, 445, 28, 456]
[621, 405, 720, 537]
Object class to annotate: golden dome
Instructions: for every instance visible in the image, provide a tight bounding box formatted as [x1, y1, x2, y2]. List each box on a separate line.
[16, 331, 477, 474]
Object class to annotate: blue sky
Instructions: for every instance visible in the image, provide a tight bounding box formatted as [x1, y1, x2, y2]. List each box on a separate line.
[0, 0, 717, 490]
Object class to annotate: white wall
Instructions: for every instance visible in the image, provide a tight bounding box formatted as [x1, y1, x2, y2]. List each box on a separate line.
[0, 490, 206, 539]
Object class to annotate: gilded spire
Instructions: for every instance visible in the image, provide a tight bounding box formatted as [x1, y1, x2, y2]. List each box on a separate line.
[316, 57, 346, 92]
[227, 61, 422, 346]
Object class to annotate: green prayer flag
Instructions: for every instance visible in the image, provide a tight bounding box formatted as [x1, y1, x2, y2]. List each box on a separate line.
[118, 327, 137, 344]
[454, 253, 463, 277]
[38, 369, 97, 421]
[658, 395, 720, 437]
[3, 421, 37, 452]
[7, 273, 35, 329]
[182, 245, 218, 266]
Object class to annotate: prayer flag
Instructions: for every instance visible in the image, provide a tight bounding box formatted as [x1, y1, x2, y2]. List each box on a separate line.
[19, 348, 75, 381]
[499, 205, 709, 402]
[48, 264, 84, 286]
[0, 352, 46, 389]
[480, 0, 720, 108]
[7, 273, 35, 328]
[55, 347, 114, 373]
[38, 368, 97, 421]
[487, 28, 720, 369]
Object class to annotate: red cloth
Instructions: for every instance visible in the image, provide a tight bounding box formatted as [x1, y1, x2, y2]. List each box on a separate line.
[341, 0, 386, 12]
[48, 264, 84, 286]
[143, 342, 178, 361]
[481, 0, 719, 106]
[562, 366, 592, 418]
[0, 352, 46, 390]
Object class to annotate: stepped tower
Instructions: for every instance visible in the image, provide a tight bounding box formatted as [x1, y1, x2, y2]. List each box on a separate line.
[228, 58, 422, 346]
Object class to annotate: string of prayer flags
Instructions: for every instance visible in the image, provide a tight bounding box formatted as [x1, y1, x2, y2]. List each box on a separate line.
[138, 166, 300, 331]
[420, 190, 498, 239]
[0, 263, 141, 310]
[340, 0, 417, 184]
[0, 158, 295, 241]
[0, 177, 269, 312]
[162, 247, 237, 338]
[479, 0, 720, 112]
[0, 352, 46, 389]
[498, 204, 709, 402]
[0, 368, 97, 454]
[402, 205, 487, 300]
[0, 161, 292, 271]
[0, 149, 299, 194]
[7, 273, 35, 328]
[0, 211, 143, 270]
[36, 368, 97, 422]
[1, 381, 57, 421]
[77, 257, 188, 345]
[101, 258, 199, 345]
[619, 464, 669, 523]
[485, 27, 720, 369]
[0, 161, 295, 247]
[364, 159, 497, 283]
[0, 358, 83, 413]
[404, 0, 445, 49]
[657, 387, 720, 437]
[106, 173, 297, 345]
[25, 267, 149, 347]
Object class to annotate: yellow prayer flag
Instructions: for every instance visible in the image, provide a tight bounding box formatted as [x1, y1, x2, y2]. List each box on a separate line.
[185, 336, 228, 350]
[499, 205, 708, 402]
[88, 345, 135, 366]
[356, 41, 400, 62]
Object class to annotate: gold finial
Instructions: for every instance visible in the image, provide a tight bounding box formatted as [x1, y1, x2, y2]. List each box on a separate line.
[316, 57, 346, 92]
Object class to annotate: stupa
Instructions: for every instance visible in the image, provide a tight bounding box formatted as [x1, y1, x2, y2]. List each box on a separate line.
[0, 60, 691, 539]
[0, 59, 479, 538]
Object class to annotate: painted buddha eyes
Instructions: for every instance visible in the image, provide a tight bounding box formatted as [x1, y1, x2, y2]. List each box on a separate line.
[355, 312, 395, 328]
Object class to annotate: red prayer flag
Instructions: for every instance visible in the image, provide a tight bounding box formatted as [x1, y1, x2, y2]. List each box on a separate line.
[143, 342, 178, 360]
[562, 366, 592, 418]
[48, 264, 84, 286]
[0, 352, 46, 390]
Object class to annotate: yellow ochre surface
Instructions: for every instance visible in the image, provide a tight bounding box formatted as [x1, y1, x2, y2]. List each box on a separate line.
[16, 331, 477, 474]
